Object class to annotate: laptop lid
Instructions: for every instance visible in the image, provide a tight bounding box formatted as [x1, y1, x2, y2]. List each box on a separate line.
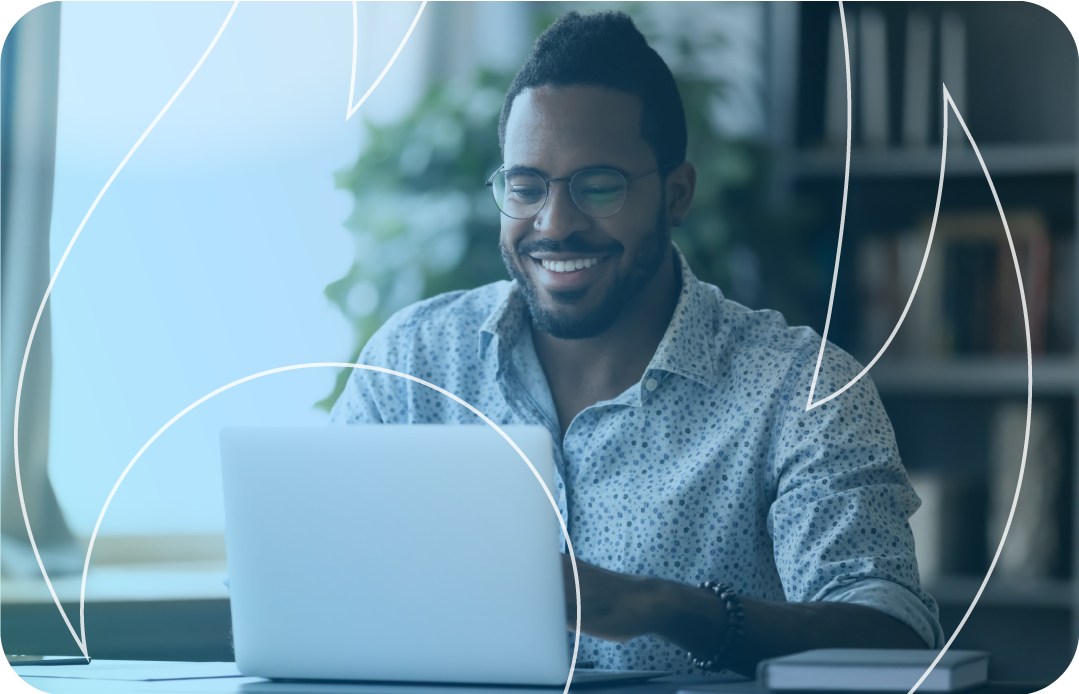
[220, 424, 570, 685]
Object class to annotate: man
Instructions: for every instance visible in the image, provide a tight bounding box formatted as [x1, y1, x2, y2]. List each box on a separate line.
[330, 11, 942, 675]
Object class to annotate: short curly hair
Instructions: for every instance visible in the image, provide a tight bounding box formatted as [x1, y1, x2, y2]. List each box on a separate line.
[497, 10, 687, 170]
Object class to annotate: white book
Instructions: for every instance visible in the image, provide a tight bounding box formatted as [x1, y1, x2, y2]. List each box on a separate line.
[989, 403, 1062, 578]
[940, 12, 967, 148]
[907, 472, 945, 582]
[825, 9, 856, 148]
[902, 12, 933, 147]
[757, 649, 989, 692]
[859, 9, 889, 148]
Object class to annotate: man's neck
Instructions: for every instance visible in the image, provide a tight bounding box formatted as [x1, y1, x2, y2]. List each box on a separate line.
[532, 246, 681, 434]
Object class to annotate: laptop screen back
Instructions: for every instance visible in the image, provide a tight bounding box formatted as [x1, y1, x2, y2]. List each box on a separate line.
[220, 424, 569, 685]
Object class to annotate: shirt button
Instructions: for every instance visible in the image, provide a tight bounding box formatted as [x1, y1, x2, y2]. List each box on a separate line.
[645, 378, 658, 392]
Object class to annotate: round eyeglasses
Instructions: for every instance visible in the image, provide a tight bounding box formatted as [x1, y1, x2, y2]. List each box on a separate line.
[486, 165, 667, 220]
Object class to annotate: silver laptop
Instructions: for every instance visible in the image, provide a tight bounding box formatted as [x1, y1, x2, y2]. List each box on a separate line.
[220, 425, 666, 686]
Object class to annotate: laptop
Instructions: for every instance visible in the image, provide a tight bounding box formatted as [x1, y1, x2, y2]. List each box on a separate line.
[220, 425, 667, 686]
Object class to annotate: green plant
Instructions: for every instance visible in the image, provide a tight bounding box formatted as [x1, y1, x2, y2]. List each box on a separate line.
[317, 70, 511, 410]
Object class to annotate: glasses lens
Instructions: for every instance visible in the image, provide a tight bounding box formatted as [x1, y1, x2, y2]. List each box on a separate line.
[571, 169, 628, 217]
[492, 170, 547, 219]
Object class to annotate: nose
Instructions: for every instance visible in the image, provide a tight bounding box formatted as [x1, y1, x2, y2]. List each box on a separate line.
[532, 180, 591, 241]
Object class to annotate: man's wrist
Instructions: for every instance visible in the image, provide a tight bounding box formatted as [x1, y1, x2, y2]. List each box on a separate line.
[643, 579, 728, 651]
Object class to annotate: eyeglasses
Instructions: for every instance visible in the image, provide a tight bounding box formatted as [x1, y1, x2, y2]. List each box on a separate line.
[486, 165, 670, 220]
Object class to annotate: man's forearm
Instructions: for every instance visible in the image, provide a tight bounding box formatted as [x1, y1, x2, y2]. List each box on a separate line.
[647, 579, 928, 676]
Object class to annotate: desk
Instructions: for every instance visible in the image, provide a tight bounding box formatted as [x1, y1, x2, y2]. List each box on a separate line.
[1, 563, 233, 661]
[9, 660, 1050, 694]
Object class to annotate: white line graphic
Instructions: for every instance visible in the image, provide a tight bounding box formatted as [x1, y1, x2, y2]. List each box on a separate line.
[806, 4, 1032, 693]
[11, 0, 241, 660]
[74, 363, 583, 693]
[904, 87, 1032, 694]
[346, 0, 427, 121]
[806, 0, 854, 412]
[8, 0, 502, 674]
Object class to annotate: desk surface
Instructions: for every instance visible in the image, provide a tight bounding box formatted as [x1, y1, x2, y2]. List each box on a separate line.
[8, 660, 1049, 694]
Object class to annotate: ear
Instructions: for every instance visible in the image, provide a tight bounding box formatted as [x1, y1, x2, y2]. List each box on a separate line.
[663, 161, 697, 227]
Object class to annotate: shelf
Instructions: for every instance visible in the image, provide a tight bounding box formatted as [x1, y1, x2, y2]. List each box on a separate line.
[790, 143, 1077, 179]
[867, 357, 1077, 396]
[0, 561, 229, 605]
[925, 576, 1075, 609]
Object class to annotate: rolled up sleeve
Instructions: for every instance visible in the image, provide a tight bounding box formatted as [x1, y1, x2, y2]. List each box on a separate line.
[767, 341, 942, 647]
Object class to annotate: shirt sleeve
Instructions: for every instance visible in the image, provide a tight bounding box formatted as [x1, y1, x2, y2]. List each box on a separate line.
[822, 577, 944, 648]
[766, 337, 943, 648]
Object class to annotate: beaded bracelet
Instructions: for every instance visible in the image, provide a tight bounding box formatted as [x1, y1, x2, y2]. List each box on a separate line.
[685, 581, 745, 673]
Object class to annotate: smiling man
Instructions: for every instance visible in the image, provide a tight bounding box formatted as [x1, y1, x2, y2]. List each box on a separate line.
[331, 11, 942, 675]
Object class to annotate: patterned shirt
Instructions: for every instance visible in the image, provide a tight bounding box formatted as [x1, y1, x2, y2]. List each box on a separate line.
[330, 249, 944, 672]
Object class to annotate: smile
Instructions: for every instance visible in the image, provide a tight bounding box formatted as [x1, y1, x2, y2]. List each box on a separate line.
[537, 257, 600, 273]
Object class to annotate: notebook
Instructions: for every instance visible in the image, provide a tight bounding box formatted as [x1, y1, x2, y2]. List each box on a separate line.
[755, 649, 989, 692]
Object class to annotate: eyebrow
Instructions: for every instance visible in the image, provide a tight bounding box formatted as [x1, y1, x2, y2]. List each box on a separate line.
[502, 163, 635, 178]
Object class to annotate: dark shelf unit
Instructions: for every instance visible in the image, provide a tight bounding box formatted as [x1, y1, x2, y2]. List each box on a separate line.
[766, 1, 1079, 682]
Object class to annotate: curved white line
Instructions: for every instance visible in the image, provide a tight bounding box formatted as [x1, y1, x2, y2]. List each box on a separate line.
[803, 7, 1032, 693]
[806, 0, 852, 411]
[75, 363, 582, 693]
[805, 93, 949, 412]
[903, 90, 1033, 694]
[346, 0, 427, 121]
[11, 0, 241, 660]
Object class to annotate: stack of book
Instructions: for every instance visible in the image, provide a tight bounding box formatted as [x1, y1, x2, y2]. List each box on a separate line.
[751, 649, 989, 692]
[825, 8, 967, 148]
[855, 210, 1071, 359]
[987, 403, 1063, 579]
[907, 403, 1064, 584]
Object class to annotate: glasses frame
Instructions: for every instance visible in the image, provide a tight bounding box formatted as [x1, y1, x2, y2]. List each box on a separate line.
[485, 163, 677, 220]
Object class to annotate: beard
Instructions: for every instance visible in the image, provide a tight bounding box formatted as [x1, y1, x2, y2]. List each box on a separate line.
[500, 201, 670, 340]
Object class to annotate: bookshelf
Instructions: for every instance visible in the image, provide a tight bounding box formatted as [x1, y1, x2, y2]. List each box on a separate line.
[792, 143, 1078, 179]
[766, 1, 1079, 682]
[871, 357, 1078, 396]
[926, 576, 1075, 610]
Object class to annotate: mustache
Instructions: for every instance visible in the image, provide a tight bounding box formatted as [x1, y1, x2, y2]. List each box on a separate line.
[515, 236, 622, 256]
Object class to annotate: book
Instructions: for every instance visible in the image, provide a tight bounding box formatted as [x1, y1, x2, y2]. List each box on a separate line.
[933, 211, 1050, 355]
[995, 222, 1051, 354]
[988, 403, 1063, 579]
[1048, 235, 1075, 352]
[756, 649, 989, 692]
[906, 472, 945, 583]
[855, 234, 899, 357]
[856, 210, 1052, 358]
[902, 12, 933, 148]
[859, 9, 889, 148]
[896, 226, 946, 357]
[943, 237, 997, 354]
[825, 9, 857, 148]
[940, 13, 967, 148]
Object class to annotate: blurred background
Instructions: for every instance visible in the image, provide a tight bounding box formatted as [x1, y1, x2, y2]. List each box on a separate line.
[2, 0, 1077, 683]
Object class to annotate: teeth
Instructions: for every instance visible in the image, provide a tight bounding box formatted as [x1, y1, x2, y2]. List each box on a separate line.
[540, 258, 599, 272]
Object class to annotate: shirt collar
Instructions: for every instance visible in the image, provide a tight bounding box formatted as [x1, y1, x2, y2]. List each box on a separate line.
[477, 282, 527, 368]
[478, 245, 720, 388]
[645, 245, 720, 389]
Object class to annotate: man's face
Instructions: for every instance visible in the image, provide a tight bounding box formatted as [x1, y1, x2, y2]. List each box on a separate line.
[499, 86, 670, 340]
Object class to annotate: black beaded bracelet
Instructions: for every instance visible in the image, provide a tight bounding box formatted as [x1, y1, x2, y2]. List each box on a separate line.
[685, 581, 745, 673]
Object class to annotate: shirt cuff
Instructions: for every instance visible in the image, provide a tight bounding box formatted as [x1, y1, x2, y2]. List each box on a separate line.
[820, 577, 944, 649]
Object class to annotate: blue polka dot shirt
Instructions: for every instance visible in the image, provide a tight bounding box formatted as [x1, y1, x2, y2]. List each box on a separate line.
[330, 248, 944, 672]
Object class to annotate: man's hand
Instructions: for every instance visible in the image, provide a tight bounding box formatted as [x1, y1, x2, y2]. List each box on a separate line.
[561, 553, 671, 643]
[559, 554, 927, 676]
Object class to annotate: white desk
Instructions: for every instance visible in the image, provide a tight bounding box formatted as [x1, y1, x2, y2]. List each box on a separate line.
[11, 660, 744, 694]
[10, 659, 1046, 694]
